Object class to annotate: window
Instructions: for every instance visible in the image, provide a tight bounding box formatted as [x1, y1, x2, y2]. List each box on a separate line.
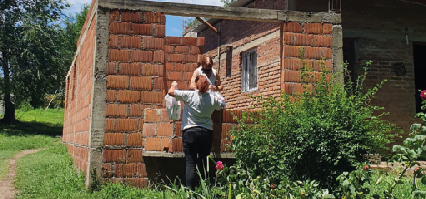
[241, 48, 257, 92]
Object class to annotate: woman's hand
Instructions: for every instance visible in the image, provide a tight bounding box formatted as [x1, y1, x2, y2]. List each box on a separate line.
[171, 81, 178, 87]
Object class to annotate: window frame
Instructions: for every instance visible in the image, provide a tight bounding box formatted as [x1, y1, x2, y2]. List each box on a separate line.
[241, 48, 258, 93]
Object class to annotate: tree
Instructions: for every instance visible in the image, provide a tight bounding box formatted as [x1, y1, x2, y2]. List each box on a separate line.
[0, 0, 67, 123]
[221, 0, 238, 7]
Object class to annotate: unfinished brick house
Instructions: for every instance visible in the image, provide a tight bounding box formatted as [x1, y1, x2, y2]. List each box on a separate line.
[62, 0, 342, 188]
[188, 0, 426, 143]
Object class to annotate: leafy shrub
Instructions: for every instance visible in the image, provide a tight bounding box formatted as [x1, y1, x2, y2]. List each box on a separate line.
[231, 61, 400, 191]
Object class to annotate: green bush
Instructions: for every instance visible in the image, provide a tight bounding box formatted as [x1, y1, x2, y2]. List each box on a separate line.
[231, 61, 400, 191]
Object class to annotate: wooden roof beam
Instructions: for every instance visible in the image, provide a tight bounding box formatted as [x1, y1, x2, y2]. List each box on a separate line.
[196, 17, 220, 35]
[99, 0, 341, 23]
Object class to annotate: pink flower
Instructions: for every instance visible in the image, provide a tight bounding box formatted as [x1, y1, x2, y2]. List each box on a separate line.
[216, 161, 224, 170]
[421, 90, 426, 100]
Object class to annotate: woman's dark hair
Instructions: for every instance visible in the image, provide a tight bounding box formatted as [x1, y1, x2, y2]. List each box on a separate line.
[199, 56, 213, 69]
[195, 76, 209, 94]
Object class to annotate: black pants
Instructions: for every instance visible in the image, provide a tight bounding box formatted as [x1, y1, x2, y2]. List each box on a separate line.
[182, 126, 213, 190]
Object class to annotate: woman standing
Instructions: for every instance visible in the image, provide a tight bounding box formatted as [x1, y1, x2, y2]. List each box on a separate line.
[168, 76, 223, 190]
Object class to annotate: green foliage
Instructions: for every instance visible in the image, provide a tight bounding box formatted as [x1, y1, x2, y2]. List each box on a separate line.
[335, 163, 373, 198]
[15, 108, 64, 127]
[231, 60, 399, 191]
[221, 0, 238, 6]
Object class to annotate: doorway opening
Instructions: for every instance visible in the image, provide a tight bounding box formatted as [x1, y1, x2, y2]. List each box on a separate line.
[413, 43, 426, 113]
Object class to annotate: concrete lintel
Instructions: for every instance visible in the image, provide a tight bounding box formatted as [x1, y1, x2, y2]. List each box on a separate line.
[99, 0, 340, 23]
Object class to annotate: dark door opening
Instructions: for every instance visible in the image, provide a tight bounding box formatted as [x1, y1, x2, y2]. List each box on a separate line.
[414, 43, 426, 113]
[343, 38, 357, 85]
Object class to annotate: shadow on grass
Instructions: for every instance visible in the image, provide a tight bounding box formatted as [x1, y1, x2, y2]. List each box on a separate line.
[0, 120, 62, 137]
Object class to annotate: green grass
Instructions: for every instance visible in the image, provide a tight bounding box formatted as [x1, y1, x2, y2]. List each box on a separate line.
[15, 108, 64, 127]
[0, 108, 63, 179]
[14, 140, 175, 199]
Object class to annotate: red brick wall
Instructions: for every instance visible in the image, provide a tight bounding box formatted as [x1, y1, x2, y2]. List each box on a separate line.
[63, 0, 97, 174]
[281, 22, 333, 94]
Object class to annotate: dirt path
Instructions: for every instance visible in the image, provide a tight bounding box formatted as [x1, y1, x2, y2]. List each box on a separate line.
[0, 149, 43, 199]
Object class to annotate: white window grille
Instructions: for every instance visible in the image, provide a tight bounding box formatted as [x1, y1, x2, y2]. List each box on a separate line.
[241, 48, 257, 92]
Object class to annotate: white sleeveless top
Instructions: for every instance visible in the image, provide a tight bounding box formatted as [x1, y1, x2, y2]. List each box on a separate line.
[195, 67, 217, 86]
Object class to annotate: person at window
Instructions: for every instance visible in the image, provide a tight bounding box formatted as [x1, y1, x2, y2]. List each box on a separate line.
[189, 55, 223, 92]
[168, 76, 223, 190]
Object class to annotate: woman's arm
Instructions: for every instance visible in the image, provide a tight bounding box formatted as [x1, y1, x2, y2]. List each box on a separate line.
[168, 81, 178, 96]
[189, 70, 198, 90]
[211, 74, 223, 91]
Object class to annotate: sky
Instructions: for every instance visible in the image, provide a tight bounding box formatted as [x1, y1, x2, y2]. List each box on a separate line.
[65, 0, 225, 37]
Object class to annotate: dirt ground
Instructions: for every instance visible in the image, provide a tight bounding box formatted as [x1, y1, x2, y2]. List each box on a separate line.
[0, 149, 43, 199]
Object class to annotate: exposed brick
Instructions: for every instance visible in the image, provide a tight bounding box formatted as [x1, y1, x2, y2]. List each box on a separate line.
[130, 77, 151, 91]
[103, 149, 126, 163]
[313, 35, 332, 47]
[175, 123, 182, 137]
[116, 118, 138, 131]
[166, 37, 181, 45]
[145, 137, 162, 151]
[107, 62, 117, 75]
[127, 133, 143, 146]
[182, 37, 197, 46]
[144, 109, 160, 122]
[109, 22, 132, 35]
[183, 55, 197, 63]
[323, 23, 332, 34]
[110, 10, 120, 21]
[142, 37, 165, 50]
[142, 123, 156, 136]
[120, 36, 142, 49]
[140, 91, 163, 103]
[168, 54, 182, 62]
[160, 109, 169, 122]
[175, 46, 189, 54]
[107, 76, 129, 89]
[109, 35, 119, 47]
[221, 124, 232, 138]
[175, 63, 186, 71]
[283, 32, 295, 45]
[109, 49, 130, 62]
[295, 34, 313, 46]
[141, 64, 163, 76]
[305, 47, 322, 59]
[155, 24, 165, 38]
[106, 118, 115, 131]
[314, 60, 332, 72]
[153, 77, 164, 90]
[136, 164, 147, 177]
[162, 137, 170, 151]
[119, 63, 141, 76]
[144, 12, 163, 24]
[115, 163, 137, 178]
[106, 104, 127, 117]
[153, 51, 165, 63]
[104, 133, 125, 145]
[197, 37, 205, 47]
[164, 45, 174, 53]
[323, 48, 332, 59]
[157, 123, 173, 136]
[281, 82, 293, 95]
[304, 23, 323, 34]
[169, 138, 183, 153]
[132, 50, 153, 62]
[133, 24, 153, 36]
[129, 104, 143, 116]
[187, 63, 198, 71]
[168, 71, 182, 81]
[283, 71, 302, 82]
[126, 149, 143, 163]
[283, 46, 303, 58]
[183, 72, 193, 81]
[165, 63, 174, 71]
[121, 11, 142, 22]
[285, 22, 302, 33]
[189, 46, 201, 55]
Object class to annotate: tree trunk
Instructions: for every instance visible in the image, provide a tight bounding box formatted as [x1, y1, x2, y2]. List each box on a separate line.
[2, 54, 15, 123]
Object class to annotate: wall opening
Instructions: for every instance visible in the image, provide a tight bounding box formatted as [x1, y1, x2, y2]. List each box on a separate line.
[413, 43, 426, 113]
[343, 38, 357, 84]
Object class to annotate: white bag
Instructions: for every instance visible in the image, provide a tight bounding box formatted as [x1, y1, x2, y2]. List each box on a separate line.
[211, 91, 226, 109]
[164, 94, 181, 120]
